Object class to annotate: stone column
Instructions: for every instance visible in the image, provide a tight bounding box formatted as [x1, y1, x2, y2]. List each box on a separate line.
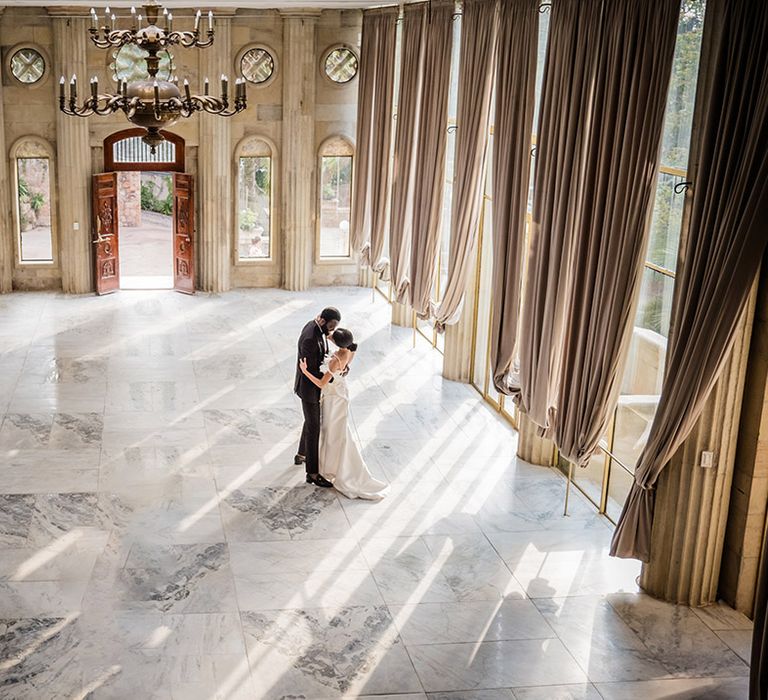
[391, 301, 411, 328]
[517, 411, 556, 466]
[52, 13, 92, 294]
[721, 261, 768, 616]
[442, 241, 479, 381]
[640, 290, 757, 607]
[197, 14, 232, 293]
[282, 11, 318, 291]
[0, 8, 12, 293]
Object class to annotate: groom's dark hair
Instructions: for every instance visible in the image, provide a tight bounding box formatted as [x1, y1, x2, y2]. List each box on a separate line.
[320, 307, 341, 323]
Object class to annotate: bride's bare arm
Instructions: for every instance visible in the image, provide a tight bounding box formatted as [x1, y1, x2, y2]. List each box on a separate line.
[300, 356, 341, 388]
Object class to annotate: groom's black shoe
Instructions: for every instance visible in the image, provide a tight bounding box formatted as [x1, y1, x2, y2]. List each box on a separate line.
[306, 473, 333, 488]
[294, 454, 306, 465]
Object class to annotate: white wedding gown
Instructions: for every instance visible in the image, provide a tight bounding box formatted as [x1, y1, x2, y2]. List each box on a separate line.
[319, 360, 389, 500]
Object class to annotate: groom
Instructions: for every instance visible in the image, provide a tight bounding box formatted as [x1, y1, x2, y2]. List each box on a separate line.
[294, 307, 341, 487]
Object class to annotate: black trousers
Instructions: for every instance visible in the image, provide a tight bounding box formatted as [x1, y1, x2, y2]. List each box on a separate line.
[298, 399, 321, 475]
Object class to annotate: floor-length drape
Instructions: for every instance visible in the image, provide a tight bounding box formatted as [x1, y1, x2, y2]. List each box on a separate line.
[488, 0, 538, 394]
[350, 7, 398, 274]
[433, 0, 498, 329]
[408, 0, 455, 318]
[513, 0, 603, 431]
[388, 3, 426, 303]
[610, 0, 768, 563]
[553, 0, 678, 466]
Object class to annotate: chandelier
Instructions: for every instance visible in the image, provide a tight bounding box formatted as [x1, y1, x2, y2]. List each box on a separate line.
[58, 1, 246, 152]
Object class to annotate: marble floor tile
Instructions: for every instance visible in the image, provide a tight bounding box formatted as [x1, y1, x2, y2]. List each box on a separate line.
[511, 686, 601, 700]
[241, 606, 422, 698]
[0, 288, 753, 698]
[607, 593, 750, 678]
[594, 676, 750, 699]
[533, 596, 670, 682]
[408, 639, 587, 691]
[389, 600, 555, 645]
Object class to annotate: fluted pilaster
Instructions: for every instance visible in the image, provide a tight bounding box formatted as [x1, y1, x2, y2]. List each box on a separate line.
[53, 15, 92, 294]
[197, 16, 232, 293]
[391, 301, 411, 328]
[517, 411, 556, 466]
[0, 9, 12, 293]
[282, 12, 318, 291]
[640, 290, 757, 606]
[443, 303, 475, 382]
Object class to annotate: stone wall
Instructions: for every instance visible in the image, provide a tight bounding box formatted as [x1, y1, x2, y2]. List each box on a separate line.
[117, 171, 141, 228]
[0, 6, 362, 292]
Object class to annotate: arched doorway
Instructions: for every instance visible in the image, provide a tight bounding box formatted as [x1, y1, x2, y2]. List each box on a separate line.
[92, 129, 194, 295]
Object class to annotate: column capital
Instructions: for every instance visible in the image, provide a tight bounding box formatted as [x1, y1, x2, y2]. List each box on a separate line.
[280, 9, 322, 20]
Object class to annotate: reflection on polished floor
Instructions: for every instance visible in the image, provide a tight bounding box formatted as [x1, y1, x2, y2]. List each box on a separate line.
[0, 288, 752, 699]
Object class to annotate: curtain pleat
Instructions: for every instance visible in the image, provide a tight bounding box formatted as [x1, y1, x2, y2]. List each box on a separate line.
[433, 0, 498, 329]
[351, 8, 398, 274]
[610, 0, 768, 564]
[512, 0, 603, 432]
[488, 0, 538, 394]
[408, 1, 455, 318]
[388, 3, 426, 303]
[553, 0, 678, 467]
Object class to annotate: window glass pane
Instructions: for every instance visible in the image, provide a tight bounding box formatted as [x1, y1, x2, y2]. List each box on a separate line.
[17, 157, 53, 262]
[532, 9, 550, 133]
[646, 171, 685, 272]
[238, 156, 271, 260]
[658, 0, 706, 169]
[607, 462, 634, 522]
[571, 451, 605, 508]
[635, 266, 675, 338]
[319, 155, 352, 258]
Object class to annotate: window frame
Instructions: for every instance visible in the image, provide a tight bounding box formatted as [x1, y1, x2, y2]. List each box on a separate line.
[236, 44, 279, 89]
[316, 135, 356, 264]
[5, 43, 50, 88]
[233, 135, 278, 265]
[10, 136, 58, 268]
[319, 44, 360, 87]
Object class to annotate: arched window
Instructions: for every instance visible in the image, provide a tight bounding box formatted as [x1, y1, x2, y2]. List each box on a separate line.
[10, 137, 56, 264]
[318, 136, 353, 259]
[236, 137, 274, 261]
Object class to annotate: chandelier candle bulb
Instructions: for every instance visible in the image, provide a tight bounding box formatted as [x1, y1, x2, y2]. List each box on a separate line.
[110, 14, 115, 30]
[204, 77, 209, 95]
[184, 79, 191, 100]
[208, 10, 213, 32]
[91, 77, 98, 99]
[59, 76, 65, 101]
[90, 8, 97, 29]
[137, 14, 142, 29]
[131, 6, 136, 29]
[70, 74, 77, 100]
[194, 10, 201, 32]
[167, 13, 173, 32]
[221, 74, 227, 100]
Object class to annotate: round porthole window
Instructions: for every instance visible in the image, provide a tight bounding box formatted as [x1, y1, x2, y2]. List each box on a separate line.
[111, 43, 173, 82]
[10, 47, 45, 85]
[241, 47, 276, 85]
[323, 47, 358, 84]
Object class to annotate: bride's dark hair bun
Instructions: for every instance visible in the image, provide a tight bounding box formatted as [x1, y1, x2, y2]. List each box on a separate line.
[332, 328, 357, 351]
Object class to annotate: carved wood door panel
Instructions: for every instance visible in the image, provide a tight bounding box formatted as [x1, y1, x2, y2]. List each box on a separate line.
[92, 173, 120, 295]
[173, 173, 194, 294]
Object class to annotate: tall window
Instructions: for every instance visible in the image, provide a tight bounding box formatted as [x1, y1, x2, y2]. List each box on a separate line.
[236, 138, 273, 260]
[571, 0, 707, 519]
[318, 137, 353, 259]
[12, 139, 55, 264]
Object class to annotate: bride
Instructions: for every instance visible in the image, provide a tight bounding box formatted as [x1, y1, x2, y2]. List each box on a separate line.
[299, 328, 389, 501]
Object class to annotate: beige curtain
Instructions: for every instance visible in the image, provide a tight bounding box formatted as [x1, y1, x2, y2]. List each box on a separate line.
[350, 8, 398, 274]
[553, 0, 679, 466]
[433, 0, 498, 329]
[408, 0, 455, 318]
[388, 3, 426, 303]
[513, 0, 603, 431]
[488, 0, 538, 393]
[611, 0, 768, 563]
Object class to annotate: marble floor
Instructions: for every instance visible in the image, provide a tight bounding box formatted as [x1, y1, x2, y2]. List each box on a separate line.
[0, 287, 753, 699]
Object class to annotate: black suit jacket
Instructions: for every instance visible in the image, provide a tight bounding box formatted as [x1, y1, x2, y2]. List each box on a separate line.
[294, 320, 328, 403]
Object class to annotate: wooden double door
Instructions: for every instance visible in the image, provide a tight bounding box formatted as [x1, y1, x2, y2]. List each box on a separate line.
[92, 172, 195, 295]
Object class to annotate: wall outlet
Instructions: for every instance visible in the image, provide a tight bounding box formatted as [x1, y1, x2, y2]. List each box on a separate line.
[700, 450, 715, 468]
